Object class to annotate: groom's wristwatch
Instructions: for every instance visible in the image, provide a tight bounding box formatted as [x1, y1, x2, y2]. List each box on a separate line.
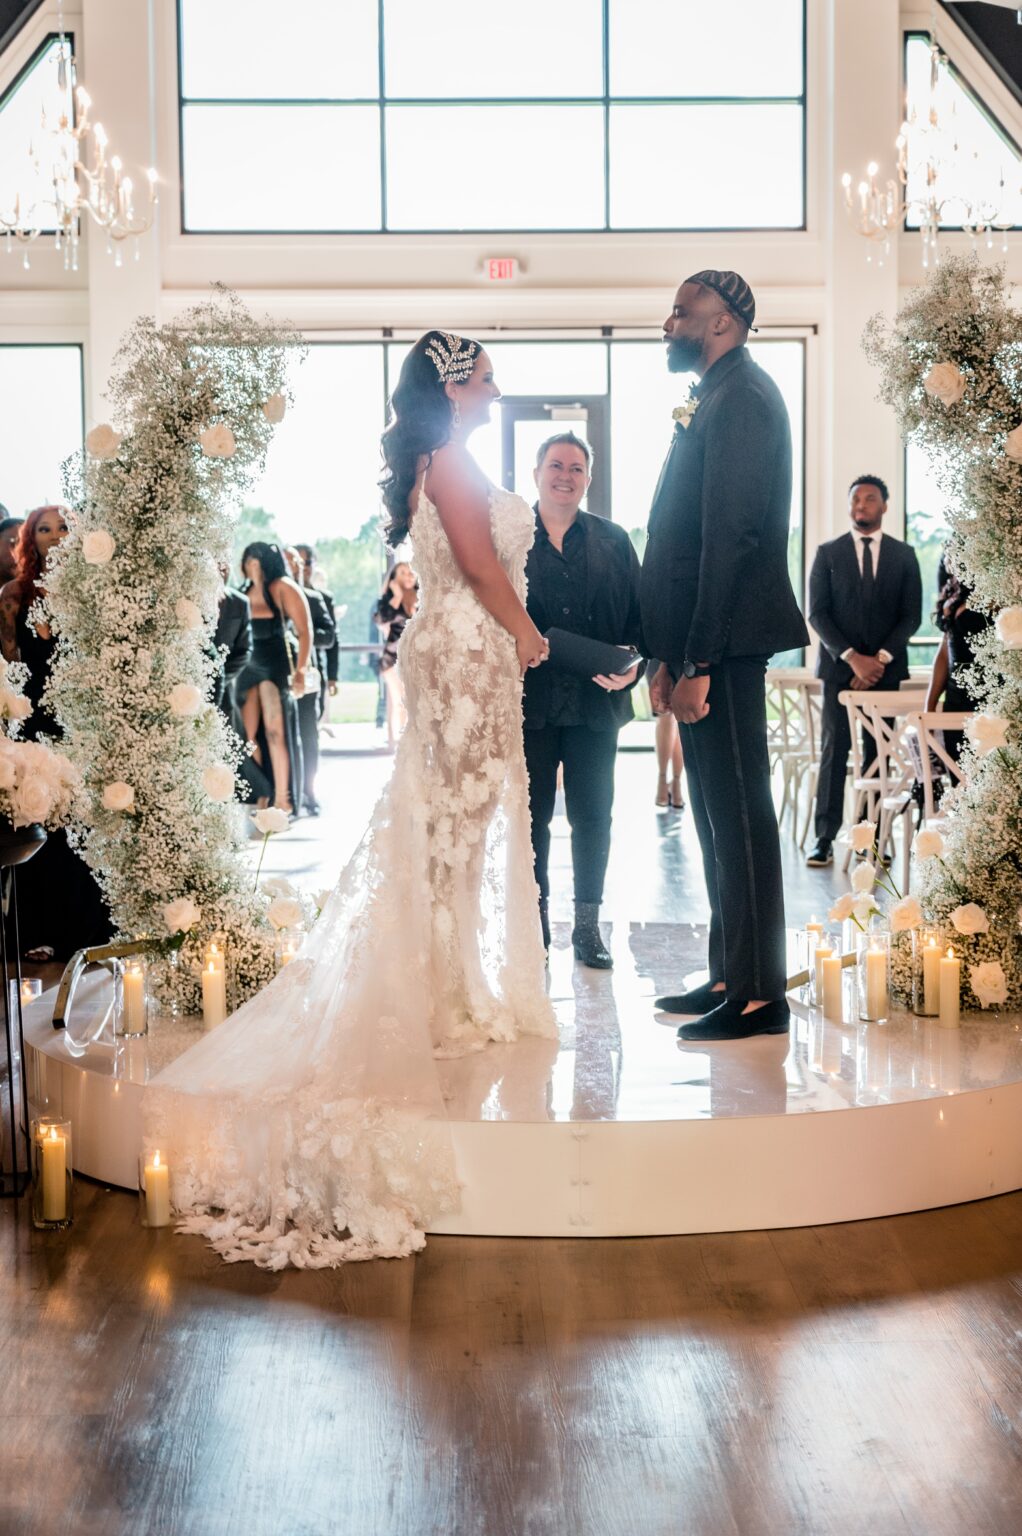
[682, 660, 712, 679]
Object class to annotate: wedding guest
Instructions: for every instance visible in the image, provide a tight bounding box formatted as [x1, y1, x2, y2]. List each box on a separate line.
[213, 565, 252, 716]
[295, 542, 340, 709]
[647, 658, 685, 809]
[285, 545, 336, 814]
[0, 515, 24, 584]
[925, 554, 990, 762]
[806, 474, 922, 866]
[236, 541, 312, 816]
[373, 562, 418, 750]
[643, 270, 808, 1040]
[523, 432, 642, 968]
[0, 506, 112, 959]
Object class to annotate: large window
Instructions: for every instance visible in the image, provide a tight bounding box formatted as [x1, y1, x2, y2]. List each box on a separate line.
[905, 439, 946, 667]
[178, 0, 805, 232]
[0, 345, 84, 514]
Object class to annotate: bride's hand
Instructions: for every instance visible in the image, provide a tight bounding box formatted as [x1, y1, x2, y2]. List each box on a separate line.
[516, 625, 549, 676]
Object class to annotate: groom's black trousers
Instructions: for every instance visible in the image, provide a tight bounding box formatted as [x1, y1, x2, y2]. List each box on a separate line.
[678, 656, 788, 1001]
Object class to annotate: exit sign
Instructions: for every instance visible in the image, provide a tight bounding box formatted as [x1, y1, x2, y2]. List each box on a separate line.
[483, 257, 520, 282]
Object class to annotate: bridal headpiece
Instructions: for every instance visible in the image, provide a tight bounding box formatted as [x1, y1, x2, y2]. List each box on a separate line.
[425, 332, 478, 386]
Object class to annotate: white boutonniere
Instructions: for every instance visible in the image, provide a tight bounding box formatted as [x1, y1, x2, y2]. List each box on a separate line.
[672, 389, 700, 429]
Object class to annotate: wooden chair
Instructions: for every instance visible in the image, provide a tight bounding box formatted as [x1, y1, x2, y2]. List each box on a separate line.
[794, 677, 823, 849]
[904, 710, 973, 824]
[837, 689, 926, 872]
[766, 669, 812, 829]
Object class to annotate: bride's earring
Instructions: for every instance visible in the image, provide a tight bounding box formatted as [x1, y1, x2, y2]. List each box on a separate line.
[452, 398, 461, 430]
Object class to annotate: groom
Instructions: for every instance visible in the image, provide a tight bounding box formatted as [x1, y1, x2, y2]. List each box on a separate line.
[641, 271, 809, 1041]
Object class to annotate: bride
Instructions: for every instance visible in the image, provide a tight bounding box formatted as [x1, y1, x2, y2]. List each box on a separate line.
[145, 332, 556, 1269]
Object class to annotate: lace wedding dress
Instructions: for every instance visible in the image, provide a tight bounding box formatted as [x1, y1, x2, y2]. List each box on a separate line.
[145, 485, 556, 1269]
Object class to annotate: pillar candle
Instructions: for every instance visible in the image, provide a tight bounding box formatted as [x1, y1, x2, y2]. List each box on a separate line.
[822, 954, 843, 1022]
[865, 944, 887, 1019]
[923, 938, 942, 1014]
[123, 962, 146, 1033]
[144, 1151, 171, 1228]
[939, 947, 961, 1030]
[805, 916, 824, 941]
[204, 940, 225, 974]
[201, 960, 227, 1030]
[279, 939, 296, 968]
[41, 1125, 67, 1221]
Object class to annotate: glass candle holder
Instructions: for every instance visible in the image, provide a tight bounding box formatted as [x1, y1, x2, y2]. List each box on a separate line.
[31, 1116, 72, 1229]
[9, 975, 41, 1016]
[912, 924, 944, 1017]
[116, 957, 149, 1038]
[810, 929, 837, 1009]
[138, 1150, 172, 1228]
[275, 928, 301, 971]
[857, 929, 890, 1023]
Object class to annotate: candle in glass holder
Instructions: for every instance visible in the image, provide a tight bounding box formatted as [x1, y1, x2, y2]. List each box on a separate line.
[923, 935, 942, 1014]
[41, 1124, 67, 1222]
[204, 940, 225, 974]
[123, 961, 146, 1034]
[279, 937, 297, 968]
[939, 946, 961, 1029]
[865, 942, 888, 1020]
[144, 1151, 171, 1227]
[805, 915, 824, 942]
[822, 954, 843, 1022]
[201, 959, 227, 1029]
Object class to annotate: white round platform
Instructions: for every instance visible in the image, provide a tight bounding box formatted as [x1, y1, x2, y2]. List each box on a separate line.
[20, 922, 1022, 1236]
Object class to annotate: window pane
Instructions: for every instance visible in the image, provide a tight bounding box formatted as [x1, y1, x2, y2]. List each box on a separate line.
[386, 105, 604, 228]
[905, 35, 1022, 229]
[609, 104, 803, 227]
[0, 39, 73, 235]
[905, 437, 948, 658]
[609, 0, 803, 98]
[243, 345, 385, 543]
[0, 346, 82, 512]
[182, 104, 381, 230]
[384, 0, 603, 98]
[180, 0, 378, 99]
[485, 341, 607, 395]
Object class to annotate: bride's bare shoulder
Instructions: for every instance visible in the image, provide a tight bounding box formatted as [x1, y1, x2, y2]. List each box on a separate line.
[424, 443, 489, 503]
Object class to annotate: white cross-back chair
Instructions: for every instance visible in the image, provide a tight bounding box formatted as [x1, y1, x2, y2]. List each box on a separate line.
[837, 689, 926, 877]
[904, 710, 973, 825]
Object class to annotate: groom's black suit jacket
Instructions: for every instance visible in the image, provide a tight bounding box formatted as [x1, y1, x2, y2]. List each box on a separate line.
[639, 347, 808, 670]
[808, 531, 922, 685]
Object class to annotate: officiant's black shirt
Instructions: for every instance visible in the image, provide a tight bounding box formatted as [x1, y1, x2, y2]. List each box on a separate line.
[527, 509, 590, 727]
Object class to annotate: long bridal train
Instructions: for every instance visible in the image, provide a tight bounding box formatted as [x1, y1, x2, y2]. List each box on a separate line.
[145, 486, 556, 1270]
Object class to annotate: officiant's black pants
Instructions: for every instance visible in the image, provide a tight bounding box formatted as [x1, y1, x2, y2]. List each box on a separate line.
[679, 657, 787, 1001]
[524, 723, 619, 908]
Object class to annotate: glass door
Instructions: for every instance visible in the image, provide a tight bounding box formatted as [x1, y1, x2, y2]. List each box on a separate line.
[498, 395, 610, 519]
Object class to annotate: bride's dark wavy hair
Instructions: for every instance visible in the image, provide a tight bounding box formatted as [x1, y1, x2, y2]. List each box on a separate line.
[379, 331, 479, 546]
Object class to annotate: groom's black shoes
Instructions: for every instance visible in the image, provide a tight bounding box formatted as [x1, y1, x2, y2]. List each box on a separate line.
[572, 903, 613, 969]
[655, 980, 726, 1015]
[677, 997, 790, 1042]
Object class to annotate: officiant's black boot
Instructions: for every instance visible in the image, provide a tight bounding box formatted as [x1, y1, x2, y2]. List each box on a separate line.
[572, 903, 613, 969]
[539, 898, 551, 954]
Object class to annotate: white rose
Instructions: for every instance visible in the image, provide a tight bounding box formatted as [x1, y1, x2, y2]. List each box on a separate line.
[163, 896, 201, 934]
[102, 780, 135, 812]
[850, 861, 876, 893]
[201, 764, 235, 802]
[199, 424, 236, 459]
[969, 961, 1008, 1009]
[923, 361, 966, 406]
[175, 597, 204, 631]
[13, 778, 52, 825]
[253, 806, 289, 835]
[168, 683, 203, 717]
[828, 893, 855, 922]
[889, 895, 923, 933]
[852, 895, 877, 924]
[966, 713, 1009, 757]
[85, 423, 121, 458]
[266, 895, 304, 931]
[82, 529, 116, 565]
[1004, 424, 1022, 462]
[262, 393, 287, 424]
[914, 827, 945, 859]
[261, 876, 298, 899]
[995, 606, 1022, 650]
[950, 902, 990, 935]
[842, 820, 876, 854]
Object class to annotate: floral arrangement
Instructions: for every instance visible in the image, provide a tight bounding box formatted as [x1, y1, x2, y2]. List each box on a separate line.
[862, 255, 1022, 1009]
[0, 656, 78, 830]
[671, 387, 700, 430]
[44, 288, 304, 1009]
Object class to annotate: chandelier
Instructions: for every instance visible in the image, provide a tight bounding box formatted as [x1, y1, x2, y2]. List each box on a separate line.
[0, 30, 157, 271]
[840, 27, 1015, 267]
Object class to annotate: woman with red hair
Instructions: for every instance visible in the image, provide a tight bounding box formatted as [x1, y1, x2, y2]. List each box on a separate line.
[0, 504, 111, 959]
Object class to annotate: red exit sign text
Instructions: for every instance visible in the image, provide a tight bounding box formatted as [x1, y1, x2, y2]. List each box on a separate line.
[484, 257, 519, 282]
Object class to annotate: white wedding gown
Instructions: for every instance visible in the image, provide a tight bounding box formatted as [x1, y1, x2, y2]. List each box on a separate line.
[145, 485, 557, 1269]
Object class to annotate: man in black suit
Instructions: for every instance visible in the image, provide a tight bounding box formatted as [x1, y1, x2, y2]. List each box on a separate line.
[641, 270, 808, 1041]
[287, 545, 337, 816]
[523, 431, 643, 969]
[806, 474, 922, 866]
[213, 574, 252, 717]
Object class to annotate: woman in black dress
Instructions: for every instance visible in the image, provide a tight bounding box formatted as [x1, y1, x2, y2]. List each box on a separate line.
[235, 542, 313, 815]
[925, 556, 991, 763]
[0, 506, 112, 959]
[373, 561, 419, 750]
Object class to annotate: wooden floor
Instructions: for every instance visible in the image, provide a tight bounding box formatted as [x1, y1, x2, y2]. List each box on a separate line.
[4, 1181, 1022, 1535]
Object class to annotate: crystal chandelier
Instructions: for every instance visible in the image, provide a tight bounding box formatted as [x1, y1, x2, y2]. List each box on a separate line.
[839, 26, 1015, 267]
[0, 28, 157, 271]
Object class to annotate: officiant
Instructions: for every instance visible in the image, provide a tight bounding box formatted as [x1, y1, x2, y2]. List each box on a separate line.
[523, 431, 643, 969]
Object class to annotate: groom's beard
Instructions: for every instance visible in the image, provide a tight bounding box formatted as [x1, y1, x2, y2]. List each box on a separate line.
[666, 336, 703, 373]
